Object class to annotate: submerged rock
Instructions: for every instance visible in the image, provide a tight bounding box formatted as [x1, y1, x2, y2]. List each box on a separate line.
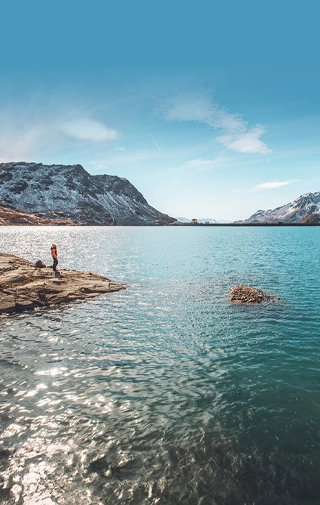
[0, 252, 126, 314]
[229, 285, 277, 304]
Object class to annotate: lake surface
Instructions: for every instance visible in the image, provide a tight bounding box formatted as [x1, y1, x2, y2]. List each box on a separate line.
[0, 226, 320, 505]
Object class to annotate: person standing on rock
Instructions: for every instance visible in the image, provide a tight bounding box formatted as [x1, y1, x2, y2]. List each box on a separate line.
[51, 243, 58, 272]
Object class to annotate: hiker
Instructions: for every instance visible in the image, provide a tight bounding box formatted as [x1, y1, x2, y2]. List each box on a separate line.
[51, 243, 58, 272]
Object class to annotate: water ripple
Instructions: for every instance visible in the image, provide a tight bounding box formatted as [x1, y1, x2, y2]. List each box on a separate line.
[1, 227, 320, 503]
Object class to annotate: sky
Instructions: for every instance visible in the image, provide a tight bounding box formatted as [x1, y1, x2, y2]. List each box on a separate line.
[0, 0, 319, 221]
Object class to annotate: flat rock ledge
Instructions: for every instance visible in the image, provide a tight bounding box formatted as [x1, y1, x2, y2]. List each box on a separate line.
[229, 285, 277, 304]
[0, 252, 126, 314]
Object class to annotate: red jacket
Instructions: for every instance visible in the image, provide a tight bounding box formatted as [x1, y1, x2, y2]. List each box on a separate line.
[51, 247, 58, 259]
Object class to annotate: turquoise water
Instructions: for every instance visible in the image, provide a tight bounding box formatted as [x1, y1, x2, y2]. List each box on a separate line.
[0, 226, 320, 504]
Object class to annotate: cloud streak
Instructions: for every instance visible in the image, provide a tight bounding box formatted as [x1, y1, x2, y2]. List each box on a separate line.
[186, 158, 218, 169]
[149, 132, 163, 154]
[250, 180, 295, 191]
[156, 91, 271, 155]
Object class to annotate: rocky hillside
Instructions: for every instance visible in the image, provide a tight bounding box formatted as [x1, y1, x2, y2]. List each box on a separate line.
[243, 192, 320, 224]
[0, 162, 175, 226]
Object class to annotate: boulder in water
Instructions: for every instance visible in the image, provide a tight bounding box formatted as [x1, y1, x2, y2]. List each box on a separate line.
[229, 285, 276, 304]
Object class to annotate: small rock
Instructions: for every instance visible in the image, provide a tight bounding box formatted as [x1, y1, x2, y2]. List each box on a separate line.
[9, 483, 22, 502]
[229, 285, 277, 304]
[35, 260, 46, 268]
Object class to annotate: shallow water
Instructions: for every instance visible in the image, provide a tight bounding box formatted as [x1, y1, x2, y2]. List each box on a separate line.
[0, 226, 320, 504]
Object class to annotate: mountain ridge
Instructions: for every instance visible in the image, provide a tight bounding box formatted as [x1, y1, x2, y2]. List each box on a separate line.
[0, 162, 175, 226]
[242, 191, 320, 224]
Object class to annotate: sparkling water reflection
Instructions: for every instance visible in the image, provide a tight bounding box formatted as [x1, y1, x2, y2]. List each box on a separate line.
[0, 226, 320, 504]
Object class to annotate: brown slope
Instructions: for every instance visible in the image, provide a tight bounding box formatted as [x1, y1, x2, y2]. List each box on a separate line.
[298, 213, 320, 224]
[0, 201, 82, 226]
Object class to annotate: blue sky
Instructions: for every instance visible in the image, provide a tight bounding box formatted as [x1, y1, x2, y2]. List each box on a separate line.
[1, 1, 319, 221]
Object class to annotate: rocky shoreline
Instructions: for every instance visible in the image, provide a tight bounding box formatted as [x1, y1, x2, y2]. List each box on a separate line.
[0, 252, 126, 314]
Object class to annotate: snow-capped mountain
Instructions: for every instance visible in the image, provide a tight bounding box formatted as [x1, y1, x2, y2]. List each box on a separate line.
[243, 192, 320, 224]
[0, 162, 175, 225]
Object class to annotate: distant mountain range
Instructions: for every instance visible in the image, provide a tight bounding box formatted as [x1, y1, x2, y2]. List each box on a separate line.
[177, 217, 230, 224]
[0, 162, 175, 226]
[241, 192, 320, 224]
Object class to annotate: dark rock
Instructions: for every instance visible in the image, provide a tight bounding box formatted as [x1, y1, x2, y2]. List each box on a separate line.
[35, 260, 46, 268]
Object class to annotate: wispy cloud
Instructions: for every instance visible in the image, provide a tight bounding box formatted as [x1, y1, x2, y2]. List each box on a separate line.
[156, 91, 271, 155]
[0, 115, 57, 162]
[249, 180, 295, 192]
[0, 96, 121, 162]
[89, 161, 108, 171]
[60, 118, 119, 142]
[217, 126, 270, 154]
[111, 152, 148, 164]
[186, 158, 217, 168]
[90, 151, 148, 169]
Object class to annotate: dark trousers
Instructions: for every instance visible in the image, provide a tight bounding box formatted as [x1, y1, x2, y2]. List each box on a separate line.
[53, 258, 58, 271]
